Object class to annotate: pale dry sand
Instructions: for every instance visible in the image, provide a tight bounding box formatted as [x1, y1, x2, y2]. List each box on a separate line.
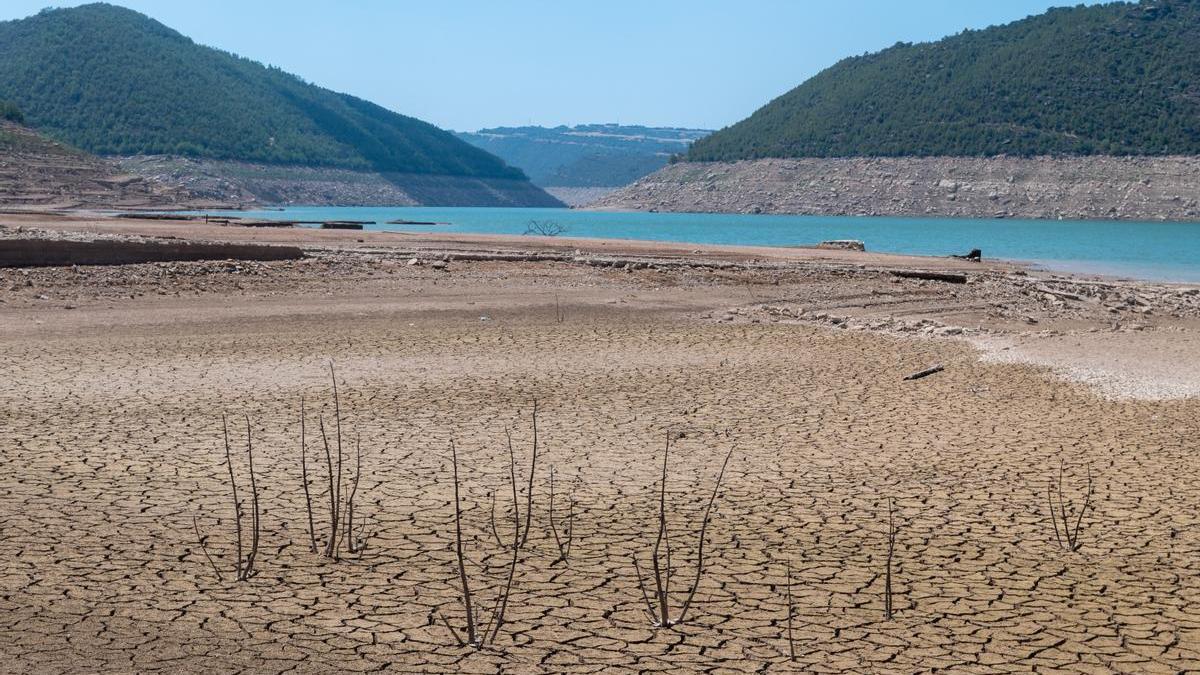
[1, 213, 1200, 673]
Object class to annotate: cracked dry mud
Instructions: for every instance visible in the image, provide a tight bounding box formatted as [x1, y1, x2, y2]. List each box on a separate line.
[2, 248, 1199, 673]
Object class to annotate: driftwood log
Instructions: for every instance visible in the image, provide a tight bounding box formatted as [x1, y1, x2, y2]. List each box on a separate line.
[903, 364, 944, 381]
[891, 270, 968, 284]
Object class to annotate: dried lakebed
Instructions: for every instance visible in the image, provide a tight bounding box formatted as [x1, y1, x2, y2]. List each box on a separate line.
[1, 220, 1199, 673]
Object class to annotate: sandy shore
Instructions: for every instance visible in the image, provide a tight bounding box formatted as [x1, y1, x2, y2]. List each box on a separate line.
[2, 212, 1200, 672]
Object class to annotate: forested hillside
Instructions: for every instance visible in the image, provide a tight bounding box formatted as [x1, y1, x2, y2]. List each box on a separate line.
[689, 0, 1200, 160]
[458, 124, 709, 187]
[0, 4, 525, 179]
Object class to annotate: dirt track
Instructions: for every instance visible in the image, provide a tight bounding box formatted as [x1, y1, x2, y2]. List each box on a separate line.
[2, 215, 1200, 673]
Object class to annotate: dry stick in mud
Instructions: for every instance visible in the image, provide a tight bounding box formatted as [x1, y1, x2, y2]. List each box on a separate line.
[193, 415, 261, 582]
[343, 435, 366, 554]
[440, 438, 521, 648]
[325, 361, 344, 560]
[633, 433, 735, 627]
[1048, 460, 1094, 552]
[518, 399, 539, 550]
[300, 397, 318, 553]
[548, 465, 575, 566]
[884, 498, 896, 620]
[785, 557, 796, 662]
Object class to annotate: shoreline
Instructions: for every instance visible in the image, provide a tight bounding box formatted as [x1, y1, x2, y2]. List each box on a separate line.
[2, 210, 1198, 401]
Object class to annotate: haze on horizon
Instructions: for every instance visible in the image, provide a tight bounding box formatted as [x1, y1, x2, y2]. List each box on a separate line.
[2, 0, 1105, 132]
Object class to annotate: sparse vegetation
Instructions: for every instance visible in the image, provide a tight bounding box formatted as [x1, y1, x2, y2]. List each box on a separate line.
[1048, 460, 1094, 552]
[633, 432, 734, 628]
[299, 363, 371, 560]
[193, 416, 261, 582]
[524, 220, 567, 237]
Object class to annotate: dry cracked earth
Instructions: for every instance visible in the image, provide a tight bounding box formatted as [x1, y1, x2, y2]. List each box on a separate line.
[1, 253, 1199, 674]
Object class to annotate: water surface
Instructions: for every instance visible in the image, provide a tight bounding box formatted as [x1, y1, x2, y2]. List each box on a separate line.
[188, 206, 1200, 283]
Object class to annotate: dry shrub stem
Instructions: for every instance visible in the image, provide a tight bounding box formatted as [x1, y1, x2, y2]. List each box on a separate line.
[884, 498, 896, 620]
[300, 397, 317, 553]
[519, 399, 538, 550]
[785, 557, 796, 662]
[302, 362, 370, 560]
[1048, 459, 1094, 552]
[193, 415, 260, 582]
[548, 465, 575, 566]
[442, 432, 524, 649]
[634, 432, 735, 627]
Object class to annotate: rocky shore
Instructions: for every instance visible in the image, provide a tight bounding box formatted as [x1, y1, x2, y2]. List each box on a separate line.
[116, 156, 565, 208]
[589, 156, 1200, 221]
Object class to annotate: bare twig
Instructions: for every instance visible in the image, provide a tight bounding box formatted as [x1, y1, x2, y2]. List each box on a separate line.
[192, 513, 224, 582]
[486, 428, 522, 644]
[222, 416, 243, 582]
[300, 397, 317, 553]
[518, 399, 538, 550]
[884, 498, 896, 620]
[635, 434, 735, 627]
[447, 440, 477, 646]
[676, 446, 734, 624]
[344, 435, 364, 554]
[548, 466, 575, 566]
[785, 557, 795, 662]
[242, 416, 260, 581]
[1048, 459, 1094, 552]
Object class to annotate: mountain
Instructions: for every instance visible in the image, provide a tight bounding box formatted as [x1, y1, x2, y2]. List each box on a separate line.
[0, 4, 560, 207]
[456, 124, 709, 205]
[689, 0, 1200, 161]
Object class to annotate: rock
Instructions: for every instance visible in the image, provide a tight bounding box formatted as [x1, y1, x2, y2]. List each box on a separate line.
[407, 258, 420, 266]
[430, 260, 448, 270]
[816, 240, 866, 252]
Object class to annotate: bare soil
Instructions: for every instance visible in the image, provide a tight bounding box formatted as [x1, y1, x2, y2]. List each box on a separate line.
[1, 212, 1198, 673]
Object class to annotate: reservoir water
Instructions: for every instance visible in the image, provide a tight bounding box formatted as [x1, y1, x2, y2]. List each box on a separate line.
[188, 206, 1200, 283]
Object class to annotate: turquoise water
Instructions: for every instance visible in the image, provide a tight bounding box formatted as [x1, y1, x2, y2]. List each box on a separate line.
[190, 206, 1200, 283]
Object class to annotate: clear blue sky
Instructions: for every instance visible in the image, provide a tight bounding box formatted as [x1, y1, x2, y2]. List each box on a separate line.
[2, 1, 1104, 132]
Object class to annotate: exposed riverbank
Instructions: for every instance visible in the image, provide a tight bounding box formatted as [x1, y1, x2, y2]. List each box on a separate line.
[589, 156, 1200, 221]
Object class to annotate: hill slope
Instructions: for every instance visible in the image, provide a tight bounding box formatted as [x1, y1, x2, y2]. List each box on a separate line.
[690, 0, 1200, 161]
[457, 125, 710, 187]
[0, 120, 198, 209]
[0, 4, 561, 206]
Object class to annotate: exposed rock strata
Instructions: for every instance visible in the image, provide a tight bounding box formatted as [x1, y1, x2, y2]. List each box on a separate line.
[589, 157, 1200, 221]
[117, 155, 565, 208]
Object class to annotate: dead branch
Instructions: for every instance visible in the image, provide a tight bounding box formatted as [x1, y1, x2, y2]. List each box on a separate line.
[518, 399, 538, 550]
[676, 446, 734, 624]
[447, 439, 477, 646]
[548, 465, 575, 566]
[242, 416, 260, 581]
[634, 433, 735, 627]
[223, 416, 243, 581]
[1048, 459, 1094, 552]
[884, 498, 896, 620]
[300, 397, 317, 553]
[903, 364, 944, 381]
[785, 557, 795, 662]
[192, 513, 224, 582]
[344, 434, 365, 554]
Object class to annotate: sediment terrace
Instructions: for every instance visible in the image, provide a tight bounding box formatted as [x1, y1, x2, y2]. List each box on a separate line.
[1, 213, 1199, 673]
[117, 156, 566, 208]
[590, 157, 1200, 221]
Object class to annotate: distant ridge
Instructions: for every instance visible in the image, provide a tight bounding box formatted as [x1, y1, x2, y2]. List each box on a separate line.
[0, 4, 561, 206]
[457, 124, 710, 187]
[690, 0, 1200, 161]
